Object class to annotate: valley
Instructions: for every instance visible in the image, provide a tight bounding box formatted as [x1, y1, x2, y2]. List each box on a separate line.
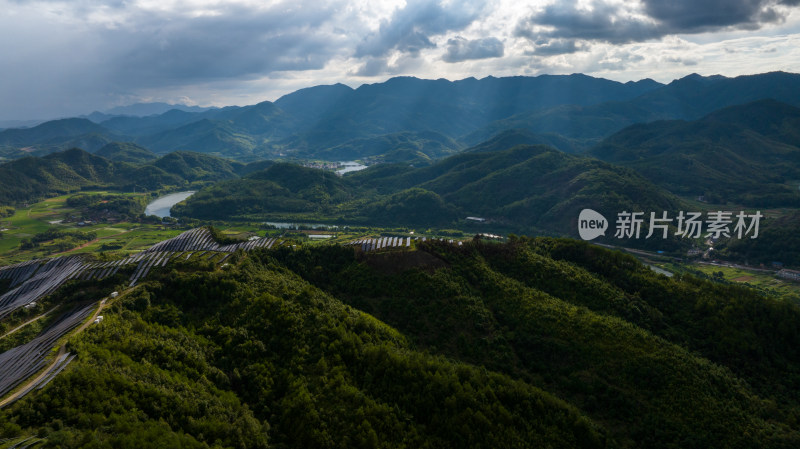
[1, 71, 800, 448]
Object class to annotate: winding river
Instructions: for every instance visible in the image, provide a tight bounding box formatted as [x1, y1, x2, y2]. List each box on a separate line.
[144, 191, 196, 218]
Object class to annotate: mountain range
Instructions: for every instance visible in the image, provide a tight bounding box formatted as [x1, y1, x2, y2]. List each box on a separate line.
[591, 99, 800, 206]
[2, 71, 800, 251]
[4, 95, 800, 243]
[2, 71, 799, 163]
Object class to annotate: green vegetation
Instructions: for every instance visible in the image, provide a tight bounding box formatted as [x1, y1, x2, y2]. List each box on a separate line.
[19, 228, 97, 254]
[689, 262, 800, 297]
[310, 131, 462, 162]
[4, 238, 800, 447]
[172, 163, 353, 220]
[0, 148, 242, 207]
[94, 142, 157, 163]
[591, 100, 800, 207]
[66, 192, 149, 221]
[272, 238, 800, 447]
[175, 145, 686, 249]
[0, 193, 173, 264]
[1, 244, 609, 448]
[718, 210, 800, 268]
[0, 118, 113, 158]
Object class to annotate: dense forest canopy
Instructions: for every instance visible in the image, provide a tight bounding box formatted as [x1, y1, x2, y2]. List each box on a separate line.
[2, 238, 800, 447]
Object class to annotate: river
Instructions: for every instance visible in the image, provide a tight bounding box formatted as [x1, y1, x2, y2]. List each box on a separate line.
[336, 161, 368, 175]
[144, 191, 196, 218]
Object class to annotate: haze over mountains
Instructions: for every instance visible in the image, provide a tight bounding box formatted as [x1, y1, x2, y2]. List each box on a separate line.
[2, 70, 800, 242]
[2, 71, 799, 164]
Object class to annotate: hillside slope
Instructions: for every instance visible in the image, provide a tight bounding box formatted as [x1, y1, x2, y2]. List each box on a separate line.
[0, 148, 242, 205]
[176, 144, 684, 243]
[4, 239, 800, 447]
[590, 99, 800, 206]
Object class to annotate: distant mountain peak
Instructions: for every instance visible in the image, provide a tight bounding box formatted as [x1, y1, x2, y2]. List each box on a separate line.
[670, 73, 728, 86]
[104, 102, 214, 117]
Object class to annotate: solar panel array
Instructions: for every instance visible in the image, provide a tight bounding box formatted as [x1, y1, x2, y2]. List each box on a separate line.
[0, 304, 93, 402]
[0, 228, 287, 405]
[0, 228, 281, 319]
[348, 237, 411, 252]
[147, 227, 276, 253]
[0, 227, 481, 405]
[348, 236, 463, 252]
[0, 257, 85, 320]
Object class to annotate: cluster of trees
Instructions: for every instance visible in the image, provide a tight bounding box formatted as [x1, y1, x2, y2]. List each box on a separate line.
[4, 234, 800, 447]
[19, 229, 97, 253]
[272, 238, 800, 447]
[172, 163, 354, 220]
[589, 100, 800, 208]
[1, 245, 608, 448]
[718, 210, 800, 268]
[67, 193, 149, 221]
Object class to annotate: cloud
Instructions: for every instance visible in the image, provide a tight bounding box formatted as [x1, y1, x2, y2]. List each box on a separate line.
[514, 1, 659, 45]
[641, 0, 800, 32]
[527, 39, 588, 55]
[102, 2, 350, 86]
[349, 53, 426, 77]
[515, 0, 800, 50]
[1, 0, 800, 120]
[664, 55, 699, 66]
[442, 36, 504, 62]
[355, 0, 489, 57]
[0, 0, 364, 118]
[352, 58, 391, 76]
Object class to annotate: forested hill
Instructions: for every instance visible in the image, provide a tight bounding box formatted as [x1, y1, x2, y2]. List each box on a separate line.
[0, 148, 244, 205]
[174, 144, 684, 241]
[590, 99, 800, 206]
[3, 237, 800, 447]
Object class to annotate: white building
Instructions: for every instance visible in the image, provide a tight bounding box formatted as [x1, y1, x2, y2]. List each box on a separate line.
[777, 269, 800, 282]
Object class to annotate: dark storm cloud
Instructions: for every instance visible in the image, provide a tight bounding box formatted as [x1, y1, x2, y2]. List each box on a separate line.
[641, 0, 800, 32]
[0, 0, 360, 119]
[104, 2, 344, 88]
[355, 0, 488, 57]
[516, 0, 800, 49]
[442, 36, 504, 62]
[515, 1, 660, 45]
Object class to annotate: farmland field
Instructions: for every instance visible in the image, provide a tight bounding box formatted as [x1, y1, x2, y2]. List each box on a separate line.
[690, 262, 800, 297]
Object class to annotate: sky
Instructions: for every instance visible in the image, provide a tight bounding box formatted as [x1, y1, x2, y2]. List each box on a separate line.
[1, 0, 800, 121]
